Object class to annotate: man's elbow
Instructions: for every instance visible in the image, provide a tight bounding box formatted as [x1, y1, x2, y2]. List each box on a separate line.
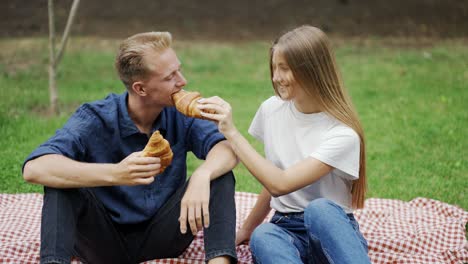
[230, 156, 240, 169]
[23, 161, 40, 184]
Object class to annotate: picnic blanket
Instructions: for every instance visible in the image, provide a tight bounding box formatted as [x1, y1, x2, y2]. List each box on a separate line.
[1, 193, 467, 264]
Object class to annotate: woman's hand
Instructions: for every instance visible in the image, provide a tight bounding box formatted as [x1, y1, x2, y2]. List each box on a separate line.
[235, 227, 253, 246]
[198, 96, 239, 139]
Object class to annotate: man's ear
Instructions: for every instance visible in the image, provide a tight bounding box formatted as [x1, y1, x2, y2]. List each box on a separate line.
[131, 81, 147, 96]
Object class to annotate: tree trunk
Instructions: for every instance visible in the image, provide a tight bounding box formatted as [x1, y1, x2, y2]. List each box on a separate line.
[48, 0, 58, 115]
[56, 0, 80, 66]
[47, 0, 80, 115]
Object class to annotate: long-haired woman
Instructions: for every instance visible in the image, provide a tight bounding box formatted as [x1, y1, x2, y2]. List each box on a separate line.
[198, 25, 371, 263]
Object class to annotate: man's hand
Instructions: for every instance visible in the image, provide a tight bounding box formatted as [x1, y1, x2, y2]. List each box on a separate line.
[113, 151, 161, 186]
[179, 172, 211, 235]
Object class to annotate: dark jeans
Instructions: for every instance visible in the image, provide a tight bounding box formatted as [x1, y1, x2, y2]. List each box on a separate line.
[40, 172, 237, 264]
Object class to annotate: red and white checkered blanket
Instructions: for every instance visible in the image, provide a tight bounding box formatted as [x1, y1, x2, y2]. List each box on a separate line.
[1, 193, 467, 264]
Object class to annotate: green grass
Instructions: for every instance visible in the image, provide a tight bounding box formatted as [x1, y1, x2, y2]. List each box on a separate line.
[0, 37, 466, 210]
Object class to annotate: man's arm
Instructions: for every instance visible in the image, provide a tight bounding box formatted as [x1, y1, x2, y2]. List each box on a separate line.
[23, 152, 161, 188]
[179, 140, 239, 235]
[193, 140, 239, 181]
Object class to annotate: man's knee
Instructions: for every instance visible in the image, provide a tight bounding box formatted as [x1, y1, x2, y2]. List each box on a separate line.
[208, 171, 236, 220]
[42, 187, 91, 218]
[43, 187, 78, 205]
[44, 186, 86, 198]
[209, 171, 235, 197]
[211, 171, 235, 186]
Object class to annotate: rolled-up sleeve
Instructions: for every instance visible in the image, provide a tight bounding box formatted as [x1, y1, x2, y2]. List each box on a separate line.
[22, 106, 94, 172]
[186, 118, 225, 160]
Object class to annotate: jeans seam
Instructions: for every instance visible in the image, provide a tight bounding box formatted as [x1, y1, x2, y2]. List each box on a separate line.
[204, 249, 237, 263]
[322, 248, 335, 264]
[348, 215, 369, 252]
[41, 256, 69, 264]
[252, 252, 260, 264]
[272, 215, 284, 224]
[251, 249, 263, 264]
[307, 232, 335, 264]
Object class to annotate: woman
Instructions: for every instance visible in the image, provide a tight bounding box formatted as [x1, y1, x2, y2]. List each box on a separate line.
[198, 25, 370, 263]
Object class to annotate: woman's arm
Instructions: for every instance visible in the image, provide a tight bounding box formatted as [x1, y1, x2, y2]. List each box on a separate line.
[198, 97, 333, 197]
[236, 188, 272, 245]
[225, 130, 332, 196]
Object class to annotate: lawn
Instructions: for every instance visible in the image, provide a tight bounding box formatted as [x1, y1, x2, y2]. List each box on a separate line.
[0, 37, 466, 210]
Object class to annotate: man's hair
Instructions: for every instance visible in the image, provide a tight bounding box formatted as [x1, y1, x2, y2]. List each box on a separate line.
[115, 32, 172, 89]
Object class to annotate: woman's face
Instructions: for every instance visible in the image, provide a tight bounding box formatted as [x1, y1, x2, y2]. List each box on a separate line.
[271, 50, 299, 100]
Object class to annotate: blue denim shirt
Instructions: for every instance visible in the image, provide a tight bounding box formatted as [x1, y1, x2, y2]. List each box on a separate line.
[23, 92, 225, 224]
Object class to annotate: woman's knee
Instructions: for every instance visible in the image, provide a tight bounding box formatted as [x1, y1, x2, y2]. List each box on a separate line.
[305, 198, 336, 214]
[304, 198, 342, 226]
[249, 223, 278, 251]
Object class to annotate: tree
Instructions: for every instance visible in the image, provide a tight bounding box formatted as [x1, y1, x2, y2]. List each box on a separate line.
[48, 0, 80, 114]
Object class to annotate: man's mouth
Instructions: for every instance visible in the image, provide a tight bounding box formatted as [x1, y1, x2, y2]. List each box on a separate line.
[171, 89, 183, 96]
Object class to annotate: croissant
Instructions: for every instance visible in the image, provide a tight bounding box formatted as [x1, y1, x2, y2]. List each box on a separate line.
[142, 130, 173, 173]
[171, 90, 214, 119]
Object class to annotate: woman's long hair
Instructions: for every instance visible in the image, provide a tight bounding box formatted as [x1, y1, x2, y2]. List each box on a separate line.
[270, 25, 367, 208]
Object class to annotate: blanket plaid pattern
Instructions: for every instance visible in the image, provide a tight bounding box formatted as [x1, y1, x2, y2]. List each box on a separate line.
[0, 193, 467, 264]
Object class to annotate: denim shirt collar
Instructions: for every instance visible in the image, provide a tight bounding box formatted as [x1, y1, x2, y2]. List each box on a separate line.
[118, 91, 167, 138]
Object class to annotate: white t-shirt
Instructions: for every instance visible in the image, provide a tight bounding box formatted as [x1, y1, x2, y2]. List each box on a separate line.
[248, 96, 360, 214]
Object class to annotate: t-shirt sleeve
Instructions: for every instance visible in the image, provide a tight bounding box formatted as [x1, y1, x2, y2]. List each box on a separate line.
[186, 118, 226, 160]
[310, 128, 360, 179]
[248, 103, 265, 143]
[22, 106, 94, 172]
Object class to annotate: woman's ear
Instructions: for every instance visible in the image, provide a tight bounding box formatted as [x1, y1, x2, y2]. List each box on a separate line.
[131, 81, 147, 96]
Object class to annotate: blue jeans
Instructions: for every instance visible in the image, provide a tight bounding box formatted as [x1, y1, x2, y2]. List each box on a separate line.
[250, 198, 370, 264]
[40, 172, 237, 264]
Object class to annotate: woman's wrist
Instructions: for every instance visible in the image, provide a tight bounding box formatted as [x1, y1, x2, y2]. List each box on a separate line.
[224, 128, 241, 141]
[240, 220, 259, 234]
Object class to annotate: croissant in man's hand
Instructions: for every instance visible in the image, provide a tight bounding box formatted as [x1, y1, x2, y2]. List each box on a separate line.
[142, 131, 173, 173]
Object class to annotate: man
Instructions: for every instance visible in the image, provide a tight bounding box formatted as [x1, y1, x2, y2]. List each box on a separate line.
[22, 32, 238, 264]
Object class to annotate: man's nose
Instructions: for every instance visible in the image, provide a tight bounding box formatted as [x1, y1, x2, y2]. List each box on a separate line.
[176, 72, 187, 87]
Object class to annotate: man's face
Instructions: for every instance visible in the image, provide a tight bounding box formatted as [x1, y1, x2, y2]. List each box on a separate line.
[140, 48, 187, 106]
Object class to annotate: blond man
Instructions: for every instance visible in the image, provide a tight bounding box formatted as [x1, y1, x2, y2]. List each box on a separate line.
[23, 32, 238, 264]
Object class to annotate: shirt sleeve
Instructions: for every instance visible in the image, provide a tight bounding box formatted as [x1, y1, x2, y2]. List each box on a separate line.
[310, 128, 360, 179]
[22, 106, 95, 172]
[248, 103, 265, 143]
[186, 118, 226, 160]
